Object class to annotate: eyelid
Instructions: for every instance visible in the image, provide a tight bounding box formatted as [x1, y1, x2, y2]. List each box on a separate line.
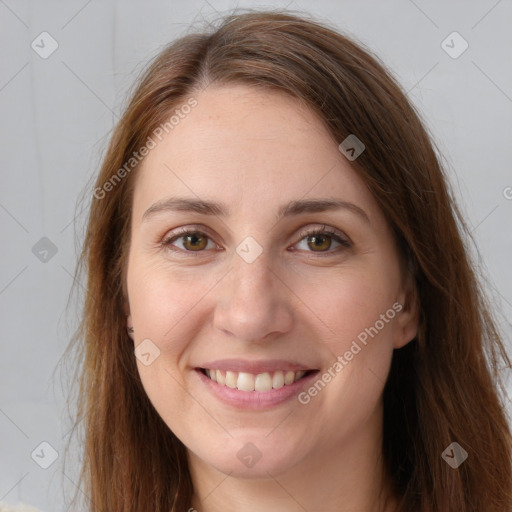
[295, 224, 351, 246]
[291, 224, 351, 258]
[161, 225, 222, 254]
[163, 224, 215, 240]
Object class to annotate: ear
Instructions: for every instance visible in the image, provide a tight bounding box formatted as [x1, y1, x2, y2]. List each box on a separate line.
[123, 295, 130, 315]
[393, 274, 419, 349]
[123, 297, 133, 333]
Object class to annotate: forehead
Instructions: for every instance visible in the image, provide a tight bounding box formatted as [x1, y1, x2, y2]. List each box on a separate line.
[132, 84, 378, 222]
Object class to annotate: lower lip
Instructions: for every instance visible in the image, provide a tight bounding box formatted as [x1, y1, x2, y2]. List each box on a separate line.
[194, 369, 319, 410]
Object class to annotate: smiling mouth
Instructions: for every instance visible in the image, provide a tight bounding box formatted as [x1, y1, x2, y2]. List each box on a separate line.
[199, 368, 318, 392]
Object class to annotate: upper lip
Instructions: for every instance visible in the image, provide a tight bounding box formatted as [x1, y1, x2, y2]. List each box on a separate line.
[197, 359, 318, 374]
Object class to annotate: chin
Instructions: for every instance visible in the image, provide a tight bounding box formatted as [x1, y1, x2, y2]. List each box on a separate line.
[192, 435, 305, 478]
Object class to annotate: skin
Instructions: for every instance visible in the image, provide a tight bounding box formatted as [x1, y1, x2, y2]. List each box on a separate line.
[125, 84, 418, 511]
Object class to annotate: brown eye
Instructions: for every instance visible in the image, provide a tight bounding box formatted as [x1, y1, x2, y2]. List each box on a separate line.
[306, 234, 333, 252]
[294, 226, 351, 255]
[163, 229, 215, 254]
[181, 232, 208, 251]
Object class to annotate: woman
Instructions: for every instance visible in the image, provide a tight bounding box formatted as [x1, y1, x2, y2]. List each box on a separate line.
[63, 9, 512, 512]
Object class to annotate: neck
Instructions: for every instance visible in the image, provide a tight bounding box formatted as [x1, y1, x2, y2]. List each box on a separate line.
[188, 401, 397, 512]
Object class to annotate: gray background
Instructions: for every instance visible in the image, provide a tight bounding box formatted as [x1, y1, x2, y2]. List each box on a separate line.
[1, 0, 511, 510]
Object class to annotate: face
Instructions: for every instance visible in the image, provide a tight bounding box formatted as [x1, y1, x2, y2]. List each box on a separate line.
[125, 84, 417, 479]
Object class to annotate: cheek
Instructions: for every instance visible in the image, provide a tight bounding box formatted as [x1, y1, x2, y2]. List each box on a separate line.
[127, 258, 214, 353]
[126, 260, 213, 431]
[294, 265, 398, 405]
[293, 263, 399, 352]
[294, 272, 398, 436]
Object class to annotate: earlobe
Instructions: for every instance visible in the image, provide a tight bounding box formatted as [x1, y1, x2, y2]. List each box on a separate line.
[126, 316, 134, 339]
[393, 282, 419, 349]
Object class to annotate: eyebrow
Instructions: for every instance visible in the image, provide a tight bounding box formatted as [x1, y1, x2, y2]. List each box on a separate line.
[142, 197, 370, 224]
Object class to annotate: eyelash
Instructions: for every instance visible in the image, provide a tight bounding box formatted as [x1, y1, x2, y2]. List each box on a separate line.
[160, 224, 351, 258]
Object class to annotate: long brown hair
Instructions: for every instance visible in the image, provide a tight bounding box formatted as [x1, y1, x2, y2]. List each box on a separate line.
[62, 8, 512, 511]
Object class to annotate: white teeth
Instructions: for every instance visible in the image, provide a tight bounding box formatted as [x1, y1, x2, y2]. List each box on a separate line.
[272, 371, 285, 389]
[284, 371, 295, 385]
[225, 370, 237, 389]
[294, 370, 306, 382]
[237, 372, 255, 391]
[254, 372, 272, 392]
[204, 368, 309, 392]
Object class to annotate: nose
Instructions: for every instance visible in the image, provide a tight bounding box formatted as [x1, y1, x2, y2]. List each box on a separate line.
[213, 250, 294, 344]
